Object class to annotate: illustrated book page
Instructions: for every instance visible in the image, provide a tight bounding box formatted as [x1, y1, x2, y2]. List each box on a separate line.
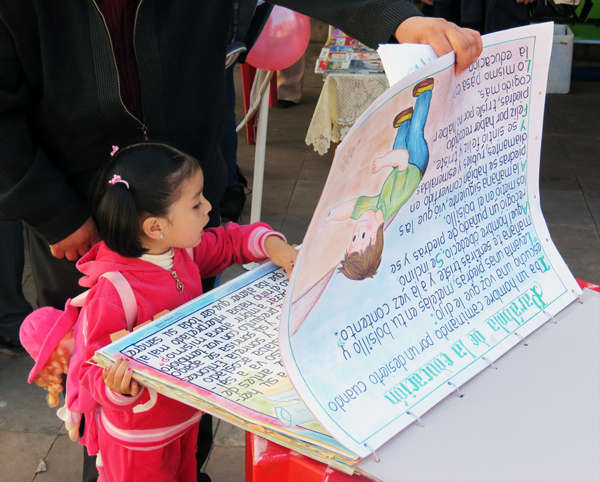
[279, 23, 582, 458]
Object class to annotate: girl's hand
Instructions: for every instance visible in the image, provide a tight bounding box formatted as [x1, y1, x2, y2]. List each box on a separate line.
[102, 358, 140, 397]
[264, 235, 298, 277]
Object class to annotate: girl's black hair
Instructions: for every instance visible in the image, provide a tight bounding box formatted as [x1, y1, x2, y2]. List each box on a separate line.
[91, 143, 201, 258]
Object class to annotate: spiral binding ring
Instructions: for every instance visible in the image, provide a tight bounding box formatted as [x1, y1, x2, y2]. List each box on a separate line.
[363, 443, 381, 463]
[482, 356, 497, 370]
[447, 381, 464, 398]
[407, 411, 425, 427]
[572, 289, 584, 304]
[543, 310, 557, 324]
[514, 332, 528, 346]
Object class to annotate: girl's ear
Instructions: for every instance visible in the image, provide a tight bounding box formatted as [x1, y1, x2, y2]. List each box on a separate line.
[142, 216, 166, 240]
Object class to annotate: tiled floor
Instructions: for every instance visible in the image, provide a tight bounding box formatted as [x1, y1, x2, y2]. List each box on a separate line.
[1, 50, 599, 482]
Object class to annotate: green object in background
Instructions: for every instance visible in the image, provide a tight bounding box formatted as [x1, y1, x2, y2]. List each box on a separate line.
[531, 1, 600, 42]
[570, 2, 600, 42]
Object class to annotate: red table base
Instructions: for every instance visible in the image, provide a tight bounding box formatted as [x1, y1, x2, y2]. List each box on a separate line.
[245, 432, 372, 482]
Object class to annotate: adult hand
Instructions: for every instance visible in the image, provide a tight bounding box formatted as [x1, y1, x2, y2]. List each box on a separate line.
[49, 217, 100, 261]
[395, 17, 483, 74]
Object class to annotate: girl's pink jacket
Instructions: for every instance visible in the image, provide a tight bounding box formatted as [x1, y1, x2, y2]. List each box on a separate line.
[76, 222, 281, 451]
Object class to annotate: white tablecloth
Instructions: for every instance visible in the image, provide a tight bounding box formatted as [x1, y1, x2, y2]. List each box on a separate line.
[305, 73, 389, 155]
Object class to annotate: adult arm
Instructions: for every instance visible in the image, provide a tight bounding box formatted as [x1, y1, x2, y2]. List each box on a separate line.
[273, 0, 482, 73]
[0, 18, 92, 249]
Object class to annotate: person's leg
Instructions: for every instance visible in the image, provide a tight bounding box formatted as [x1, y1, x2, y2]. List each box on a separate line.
[178, 423, 201, 482]
[461, 0, 485, 34]
[24, 228, 85, 309]
[99, 424, 199, 482]
[433, 0, 462, 24]
[26, 229, 95, 479]
[0, 221, 32, 353]
[392, 108, 413, 151]
[222, 66, 240, 190]
[277, 53, 306, 107]
[406, 83, 433, 175]
[220, 65, 246, 222]
[484, 0, 530, 34]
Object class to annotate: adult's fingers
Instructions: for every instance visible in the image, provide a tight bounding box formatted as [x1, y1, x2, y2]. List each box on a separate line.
[50, 245, 65, 259]
[65, 249, 81, 262]
[444, 24, 482, 74]
[395, 18, 482, 75]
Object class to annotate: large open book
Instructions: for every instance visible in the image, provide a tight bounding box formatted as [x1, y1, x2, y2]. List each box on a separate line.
[94, 23, 584, 480]
[94, 261, 361, 473]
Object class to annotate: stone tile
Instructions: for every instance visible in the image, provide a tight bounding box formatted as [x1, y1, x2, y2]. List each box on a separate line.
[542, 110, 557, 135]
[0, 353, 64, 433]
[38, 434, 83, 482]
[287, 180, 326, 217]
[539, 133, 569, 163]
[539, 190, 595, 227]
[553, 113, 600, 138]
[546, 83, 600, 114]
[585, 191, 600, 229]
[280, 214, 314, 246]
[246, 180, 295, 215]
[0, 431, 58, 482]
[546, 225, 600, 284]
[204, 446, 245, 482]
[214, 420, 245, 447]
[299, 151, 334, 182]
[538, 176, 581, 192]
[262, 150, 305, 181]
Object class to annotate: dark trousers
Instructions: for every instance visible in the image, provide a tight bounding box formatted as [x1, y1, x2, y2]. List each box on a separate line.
[461, 0, 530, 34]
[0, 221, 33, 340]
[223, 65, 241, 189]
[24, 228, 85, 309]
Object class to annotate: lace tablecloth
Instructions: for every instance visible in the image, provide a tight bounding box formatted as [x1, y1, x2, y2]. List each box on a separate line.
[305, 73, 389, 155]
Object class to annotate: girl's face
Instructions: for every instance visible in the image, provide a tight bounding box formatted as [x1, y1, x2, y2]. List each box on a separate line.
[152, 168, 211, 252]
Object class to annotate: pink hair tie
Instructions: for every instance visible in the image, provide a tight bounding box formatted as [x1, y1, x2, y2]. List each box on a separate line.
[110, 145, 119, 157]
[108, 174, 130, 189]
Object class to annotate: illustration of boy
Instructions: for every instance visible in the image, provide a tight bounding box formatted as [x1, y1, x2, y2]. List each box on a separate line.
[321, 78, 434, 280]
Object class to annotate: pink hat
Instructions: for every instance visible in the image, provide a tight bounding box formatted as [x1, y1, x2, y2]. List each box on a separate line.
[19, 301, 79, 384]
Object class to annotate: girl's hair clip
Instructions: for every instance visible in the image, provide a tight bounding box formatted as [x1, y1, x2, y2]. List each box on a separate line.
[108, 174, 130, 189]
[110, 145, 119, 157]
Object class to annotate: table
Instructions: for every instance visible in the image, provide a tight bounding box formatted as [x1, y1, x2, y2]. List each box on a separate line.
[305, 73, 389, 155]
[246, 282, 600, 481]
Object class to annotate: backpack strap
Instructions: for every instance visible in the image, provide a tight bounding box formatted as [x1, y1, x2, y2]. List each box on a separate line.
[69, 272, 137, 331]
[100, 272, 137, 332]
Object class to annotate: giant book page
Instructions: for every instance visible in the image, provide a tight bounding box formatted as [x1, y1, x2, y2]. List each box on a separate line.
[279, 22, 582, 458]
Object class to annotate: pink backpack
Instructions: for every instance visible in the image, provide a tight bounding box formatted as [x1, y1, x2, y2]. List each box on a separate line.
[20, 271, 137, 453]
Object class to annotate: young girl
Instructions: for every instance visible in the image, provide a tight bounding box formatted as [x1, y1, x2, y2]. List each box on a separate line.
[78, 142, 297, 482]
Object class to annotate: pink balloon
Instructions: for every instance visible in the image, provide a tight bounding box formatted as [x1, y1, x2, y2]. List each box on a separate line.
[246, 6, 311, 71]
